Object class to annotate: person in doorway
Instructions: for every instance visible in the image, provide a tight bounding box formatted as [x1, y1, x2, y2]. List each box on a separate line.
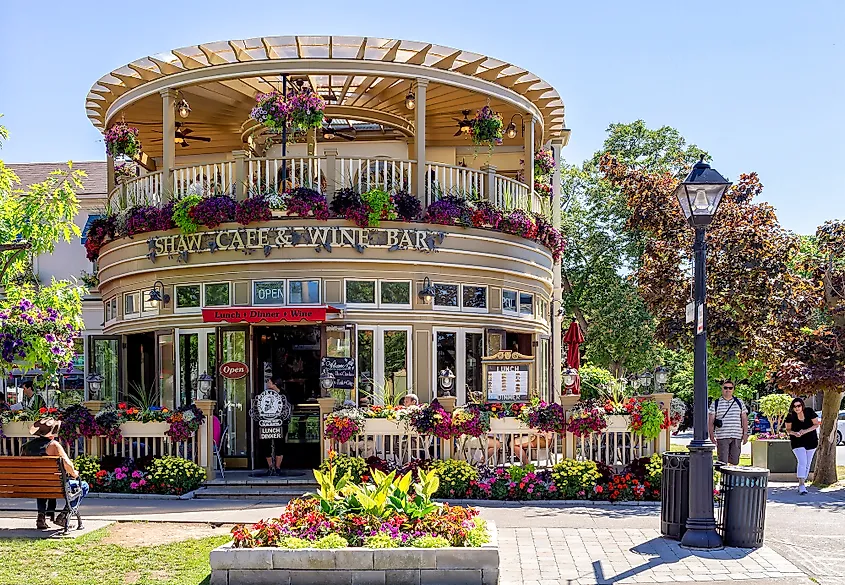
[10, 380, 44, 411]
[23, 418, 89, 529]
[260, 376, 290, 476]
[785, 397, 820, 494]
[358, 396, 371, 409]
[401, 394, 419, 407]
[707, 381, 748, 465]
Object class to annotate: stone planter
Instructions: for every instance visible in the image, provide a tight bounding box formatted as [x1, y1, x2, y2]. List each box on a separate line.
[751, 439, 797, 473]
[605, 415, 630, 432]
[120, 421, 171, 437]
[210, 521, 499, 585]
[489, 417, 530, 433]
[0, 421, 34, 437]
[362, 418, 404, 435]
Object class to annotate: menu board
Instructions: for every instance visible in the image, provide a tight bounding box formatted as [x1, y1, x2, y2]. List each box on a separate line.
[487, 364, 529, 402]
[320, 357, 356, 390]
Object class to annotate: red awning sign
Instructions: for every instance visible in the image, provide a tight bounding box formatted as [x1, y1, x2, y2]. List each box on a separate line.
[201, 306, 340, 324]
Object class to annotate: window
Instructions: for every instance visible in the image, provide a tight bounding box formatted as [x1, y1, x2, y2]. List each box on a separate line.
[124, 292, 140, 317]
[433, 328, 484, 404]
[175, 285, 201, 311]
[358, 326, 413, 405]
[289, 280, 321, 304]
[462, 285, 487, 312]
[142, 289, 159, 314]
[502, 290, 518, 314]
[519, 293, 534, 316]
[345, 280, 376, 305]
[380, 281, 411, 307]
[204, 283, 231, 307]
[104, 297, 117, 322]
[253, 281, 285, 306]
[433, 283, 459, 309]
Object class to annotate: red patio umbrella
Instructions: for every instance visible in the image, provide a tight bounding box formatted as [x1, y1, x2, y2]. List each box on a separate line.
[563, 319, 585, 394]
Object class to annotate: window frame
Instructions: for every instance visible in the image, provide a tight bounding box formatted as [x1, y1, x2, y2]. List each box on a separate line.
[288, 279, 322, 306]
[252, 280, 287, 307]
[344, 278, 378, 308]
[203, 282, 232, 308]
[519, 292, 534, 317]
[378, 280, 412, 310]
[432, 282, 460, 312]
[174, 284, 203, 314]
[124, 292, 140, 319]
[502, 289, 519, 316]
[460, 284, 489, 314]
[104, 297, 118, 324]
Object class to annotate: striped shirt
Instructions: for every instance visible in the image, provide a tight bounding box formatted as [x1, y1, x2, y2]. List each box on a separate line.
[708, 397, 746, 439]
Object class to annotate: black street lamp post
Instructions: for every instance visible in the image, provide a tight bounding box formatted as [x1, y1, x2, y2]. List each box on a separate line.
[673, 155, 731, 550]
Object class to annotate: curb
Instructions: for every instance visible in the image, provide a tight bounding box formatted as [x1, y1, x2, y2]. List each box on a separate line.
[86, 490, 197, 500]
[433, 498, 660, 508]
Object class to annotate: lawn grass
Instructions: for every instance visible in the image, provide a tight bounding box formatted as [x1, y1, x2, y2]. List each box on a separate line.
[0, 525, 229, 585]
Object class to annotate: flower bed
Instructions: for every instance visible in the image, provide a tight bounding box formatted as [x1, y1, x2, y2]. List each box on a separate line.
[75, 455, 205, 495]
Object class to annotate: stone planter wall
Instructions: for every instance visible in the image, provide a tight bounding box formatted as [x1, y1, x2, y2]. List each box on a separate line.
[209, 522, 499, 585]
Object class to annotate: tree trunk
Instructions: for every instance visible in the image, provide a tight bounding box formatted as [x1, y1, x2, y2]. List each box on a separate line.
[813, 388, 844, 486]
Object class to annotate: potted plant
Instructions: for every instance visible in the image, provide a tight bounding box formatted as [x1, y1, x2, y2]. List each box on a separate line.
[751, 393, 795, 473]
[104, 122, 141, 159]
[470, 105, 504, 154]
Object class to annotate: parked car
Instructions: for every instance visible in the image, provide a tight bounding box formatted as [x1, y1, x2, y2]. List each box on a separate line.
[750, 411, 771, 434]
[837, 410, 845, 445]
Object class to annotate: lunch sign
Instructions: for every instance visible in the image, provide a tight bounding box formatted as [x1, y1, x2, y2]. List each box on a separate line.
[146, 225, 446, 263]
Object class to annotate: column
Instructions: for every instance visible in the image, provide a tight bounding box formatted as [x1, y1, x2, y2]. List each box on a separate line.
[480, 163, 498, 205]
[232, 150, 247, 201]
[194, 399, 217, 480]
[160, 88, 178, 203]
[106, 156, 115, 193]
[550, 136, 566, 402]
[324, 148, 338, 203]
[524, 114, 535, 193]
[414, 79, 429, 203]
[317, 397, 336, 463]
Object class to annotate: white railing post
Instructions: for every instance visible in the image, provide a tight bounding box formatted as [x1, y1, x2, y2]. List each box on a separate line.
[317, 397, 336, 464]
[324, 149, 338, 203]
[232, 150, 247, 201]
[481, 164, 498, 207]
[194, 399, 216, 480]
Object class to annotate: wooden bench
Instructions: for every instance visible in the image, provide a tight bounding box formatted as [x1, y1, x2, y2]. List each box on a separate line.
[0, 456, 83, 533]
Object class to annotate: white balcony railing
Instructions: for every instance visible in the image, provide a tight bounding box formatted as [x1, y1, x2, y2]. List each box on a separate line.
[173, 161, 236, 199]
[335, 157, 414, 195]
[424, 163, 485, 206]
[247, 156, 324, 195]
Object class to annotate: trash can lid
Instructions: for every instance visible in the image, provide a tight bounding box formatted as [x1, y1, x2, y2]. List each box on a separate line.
[720, 465, 769, 475]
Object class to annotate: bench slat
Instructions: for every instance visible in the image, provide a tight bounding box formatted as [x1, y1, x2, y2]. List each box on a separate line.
[0, 479, 65, 488]
[0, 457, 69, 499]
[0, 489, 66, 498]
[0, 457, 62, 469]
[0, 472, 63, 480]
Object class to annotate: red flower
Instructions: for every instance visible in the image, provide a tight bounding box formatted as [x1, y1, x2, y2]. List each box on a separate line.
[118, 403, 127, 409]
[39, 407, 47, 414]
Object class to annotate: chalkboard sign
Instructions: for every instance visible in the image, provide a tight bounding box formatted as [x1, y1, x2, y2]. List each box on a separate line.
[321, 357, 356, 390]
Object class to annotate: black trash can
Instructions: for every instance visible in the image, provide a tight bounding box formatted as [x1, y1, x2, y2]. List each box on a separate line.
[717, 465, 769, 548]
[660, 452, 690, 540]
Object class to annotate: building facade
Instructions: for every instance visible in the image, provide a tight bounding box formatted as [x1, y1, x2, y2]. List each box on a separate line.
[86, 36, 569, 469]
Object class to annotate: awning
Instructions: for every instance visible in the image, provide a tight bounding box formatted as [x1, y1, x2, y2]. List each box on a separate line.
[201, 306, 342, 324]
[80, 214, 103, 245]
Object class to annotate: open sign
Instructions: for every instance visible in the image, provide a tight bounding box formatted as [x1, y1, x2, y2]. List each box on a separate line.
[220, 361, 249, 379]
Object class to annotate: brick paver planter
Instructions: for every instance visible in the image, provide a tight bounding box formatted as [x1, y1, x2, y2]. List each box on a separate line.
[209, 521, 499, 585]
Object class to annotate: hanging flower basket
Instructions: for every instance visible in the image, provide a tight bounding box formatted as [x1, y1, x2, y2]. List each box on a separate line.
[534, 149, 555, 178]
[470, 106, 503, 151]
[104, 123, 141, 159]
[249, 89, 325, 133]
[250, 91, 287, 132]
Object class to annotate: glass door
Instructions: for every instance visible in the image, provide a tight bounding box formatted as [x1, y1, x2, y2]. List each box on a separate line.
[356, 326, 412, 405]
[156, 332, 175, 409]
[218, 327, 249, 468]
[87, 336, 121, 402]
[433, 328, 484, 404]
[175, 328, 217, 407]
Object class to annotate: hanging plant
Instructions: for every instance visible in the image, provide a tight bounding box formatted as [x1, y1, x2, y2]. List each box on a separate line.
[285, 88, 326, 133]
[249, 91, 287, 132]
[470, 106, 504, 153]
[359, 188, 396, 228]
[534, 149, 555, 178]
[173, 195, 202, 234]
[104, 122, 141, 159]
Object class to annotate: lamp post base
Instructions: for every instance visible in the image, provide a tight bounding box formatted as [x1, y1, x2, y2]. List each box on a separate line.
[680, 441, 723, 550]
[680, 519, 723, 550]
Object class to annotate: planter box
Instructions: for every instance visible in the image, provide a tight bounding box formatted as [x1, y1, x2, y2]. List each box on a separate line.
[362, 419, 404, 435]
[120, 421, 171, 438]
[490, 417, 530, 433]
[209, 521, 499, 585]
[605, 415, 630, 432]
[1, 421, 34, 437]
[751, 439, 798, 473]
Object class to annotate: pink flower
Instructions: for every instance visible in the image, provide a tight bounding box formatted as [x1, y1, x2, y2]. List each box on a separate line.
[549, 485, 557, 492]
[139, 479, 146, 486]
[130, 482, 139, 490]
[132, 470, 143, 478]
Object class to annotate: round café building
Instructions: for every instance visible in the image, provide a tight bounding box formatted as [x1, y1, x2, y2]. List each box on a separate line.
[85, 35, 569, 470]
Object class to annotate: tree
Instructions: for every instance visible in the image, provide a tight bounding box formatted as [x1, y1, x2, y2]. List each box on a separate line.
[0, 120, 86, 378]
[560, 121, 706, 374]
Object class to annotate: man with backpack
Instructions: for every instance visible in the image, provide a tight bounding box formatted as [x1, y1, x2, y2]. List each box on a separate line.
[708, 381, 748, 465]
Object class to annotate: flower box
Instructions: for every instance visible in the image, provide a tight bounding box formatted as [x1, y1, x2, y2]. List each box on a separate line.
[362, 418, 404, 435]
[605, 415, 630, 432]
[0, 421, 34, 437]
[489, 417, 530, 433]
[210, 520, 499, 585]
[750, 438, 809, 474]
[120, 422, 171, 438]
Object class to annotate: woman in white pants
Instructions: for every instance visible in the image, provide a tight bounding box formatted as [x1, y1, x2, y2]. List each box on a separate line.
[784, 397, 820, 494]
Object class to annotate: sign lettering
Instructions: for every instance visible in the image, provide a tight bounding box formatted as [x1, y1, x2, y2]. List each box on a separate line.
[220, 361, 249, 379]
[202, 307, 340, 324]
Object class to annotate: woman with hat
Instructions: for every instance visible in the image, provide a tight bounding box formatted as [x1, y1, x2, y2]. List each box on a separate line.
[23, 417, 89, 530]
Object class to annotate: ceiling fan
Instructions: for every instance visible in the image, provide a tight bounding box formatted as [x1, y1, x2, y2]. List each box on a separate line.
[322, 119, 355, 141]
[320, 75, 339, 103]
[174, 122, 211, 148]
[453, 110, 473, 137]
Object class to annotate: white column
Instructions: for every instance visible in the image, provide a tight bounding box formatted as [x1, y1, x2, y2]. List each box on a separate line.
[550, 134, 568, 402]
[160, 88, 178, 203]
[414, 79, 429, 202]
[524, 114, 535, 192]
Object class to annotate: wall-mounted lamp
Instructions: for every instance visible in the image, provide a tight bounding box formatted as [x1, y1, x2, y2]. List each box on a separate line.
[563, 367, 578, 387]
[87, 373, 103, 399]
[418, 277, 435, 304]
[198, 371, 214, 399]
[148, 280, 170, 308]
[405, 91, 416, 110]
[319, 371, 336, 391]
[175, 95, 191, 119]
[505, 113, 525, 139]
[323, 128, 336, 140]
[438, 368, 456, 396]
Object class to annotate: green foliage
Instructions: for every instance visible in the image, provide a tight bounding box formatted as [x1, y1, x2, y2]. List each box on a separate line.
[550, 459, 601, 499]
[314, 534, 349, 549]
[430, 459, 478, 498]
[319, 453, 368, 484]
[759, 393, 793, 434]
[277, 536, 310, 549]
[172, 195, 202, 233]
[364, 534, 400, 549]
[146, 456, 206, 495]
[629, 399, 665, 439]
[361, 188, 396, 227]
[578, 363, 615, 401]
[73, 455, 101, 484]
[507, 463, 536, 483]
[465, 518, 491, 547]
[412, 536, 450, 548]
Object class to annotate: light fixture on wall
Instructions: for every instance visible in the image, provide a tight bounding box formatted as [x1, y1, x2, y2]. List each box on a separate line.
[148, 280, 170, 308]
[198, 371, 214, 399]
[563, 367, 578, 387]
[505, 113, 525, 139]
[86, 373, 103, 399]
[654, 366, 670, 386]
[405, 91, 416, 110]
[323, 128, 336, 140]
[319, 371, 336, 390]
[175, 94, 192, 119]
[418, 277, 435, 304]
[438, 368, 456, 396]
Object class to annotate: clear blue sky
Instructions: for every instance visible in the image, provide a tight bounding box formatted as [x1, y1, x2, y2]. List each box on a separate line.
[1, 0, 842, 234]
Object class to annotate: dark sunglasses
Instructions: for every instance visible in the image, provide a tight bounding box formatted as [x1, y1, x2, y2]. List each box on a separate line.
[793, 404, 803, 409]
[722, 386, 734, 390]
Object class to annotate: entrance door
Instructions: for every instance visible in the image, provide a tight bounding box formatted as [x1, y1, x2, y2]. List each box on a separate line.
[356, 326, 412, 404]
[218, 327, 249, 468]
[432, 328, 484, 404]
[175, 329, 217, 407]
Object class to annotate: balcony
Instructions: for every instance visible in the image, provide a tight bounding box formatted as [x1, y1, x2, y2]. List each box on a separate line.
[109, 155, 547, 217]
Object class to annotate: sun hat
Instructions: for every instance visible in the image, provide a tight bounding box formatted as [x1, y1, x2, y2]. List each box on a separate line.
[29, 417, 62, 437]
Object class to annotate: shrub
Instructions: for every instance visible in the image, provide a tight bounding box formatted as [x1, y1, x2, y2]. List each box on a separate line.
[470, 201, 503, 229]
[314, 534, 349, 549]
[431, 459, 478, 498]
[360, 188, 396, 227]
[330, 188, 362, 216]
[364, 534, 400, 549]
[125, 205, 164, 236]
[627, 398, 666, 439]
[393, 191, 422, 221]
[424, 196, 471, 226]
[146, 456, 205, 495]
[578, 364, 614, 401]
[73, 455, 100, 485]
[551, 459, 601, 499]
[412, 535, 450, 548]
[286, 187, 329, 220]
[465, 519, 490, 547]
[173, 195, 202, 233]
[277, 536, 310, 549]
[759, 393, 793, 435]
[499, 209, 538, 239]
[645, 453, 662, 490]
[319, 453, 368, 484]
